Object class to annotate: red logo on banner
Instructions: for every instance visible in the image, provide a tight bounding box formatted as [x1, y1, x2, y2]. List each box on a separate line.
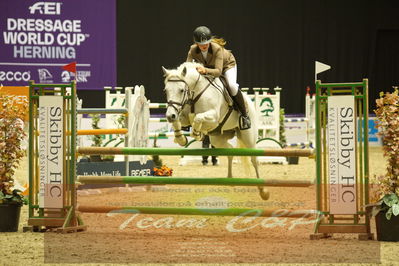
[62, 62, 77, 73]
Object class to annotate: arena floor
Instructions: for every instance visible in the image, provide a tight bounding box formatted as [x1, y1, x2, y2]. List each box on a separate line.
[2, 146, 399, 265]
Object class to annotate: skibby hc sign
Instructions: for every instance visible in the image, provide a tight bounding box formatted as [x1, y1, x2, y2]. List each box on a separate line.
[327, 96, 357, 215]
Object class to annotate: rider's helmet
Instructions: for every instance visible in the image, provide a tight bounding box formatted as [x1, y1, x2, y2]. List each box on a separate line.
[193, 26, 212, 45]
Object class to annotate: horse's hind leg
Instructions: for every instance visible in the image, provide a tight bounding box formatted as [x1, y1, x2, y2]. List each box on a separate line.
[210, 134, 234, 178]
[251, 156, 261, 179]
[251, 156, 269, 200]
[238, 129, 270, 200]
[227, 156, 233, 178]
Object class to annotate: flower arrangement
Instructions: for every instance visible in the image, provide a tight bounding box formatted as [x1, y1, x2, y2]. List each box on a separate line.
[0, 94, 28, 206]
[153, 165, 173, 176]
[373, 90, 399, 220]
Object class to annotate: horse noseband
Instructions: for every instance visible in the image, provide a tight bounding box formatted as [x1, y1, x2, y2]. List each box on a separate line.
[166, 78, 190, 114]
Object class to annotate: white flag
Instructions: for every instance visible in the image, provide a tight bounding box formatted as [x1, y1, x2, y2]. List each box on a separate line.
[315, 61, 331, 81]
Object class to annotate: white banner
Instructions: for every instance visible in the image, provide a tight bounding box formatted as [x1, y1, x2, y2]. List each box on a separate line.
[327, 96, 357, 214]
[39, 96, 64, 208]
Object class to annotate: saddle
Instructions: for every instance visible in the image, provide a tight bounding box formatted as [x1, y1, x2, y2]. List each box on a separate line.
[205, 75, 239, 110]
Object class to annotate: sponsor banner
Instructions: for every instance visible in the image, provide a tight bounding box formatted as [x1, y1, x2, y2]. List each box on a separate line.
[39, 96, 63, 208]
[327, 96, 357, 214]
[77, 160, 154, 189]
[0, 0, 116, 89]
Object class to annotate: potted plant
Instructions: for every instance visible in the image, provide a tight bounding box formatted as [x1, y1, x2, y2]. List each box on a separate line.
[372, 89, 399, 241]
[0, 93, 28, 232]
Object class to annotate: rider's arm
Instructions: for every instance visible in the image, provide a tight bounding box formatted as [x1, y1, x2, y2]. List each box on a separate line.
[186, 50, 193, 62]
[204, 48, 223, 77]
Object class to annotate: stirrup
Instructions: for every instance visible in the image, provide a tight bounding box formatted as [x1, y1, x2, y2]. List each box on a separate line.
[239, 115, 251, 130]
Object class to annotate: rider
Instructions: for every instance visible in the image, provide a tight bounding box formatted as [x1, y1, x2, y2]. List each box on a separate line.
[186, 26, 251, 130]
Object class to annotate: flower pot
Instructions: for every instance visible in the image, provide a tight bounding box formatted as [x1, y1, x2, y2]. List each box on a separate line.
[0, 204, 21, 232]
[375, 211, 399, 241]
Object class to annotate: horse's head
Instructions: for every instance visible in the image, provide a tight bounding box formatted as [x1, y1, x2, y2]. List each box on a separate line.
[162, 62, 201, 122]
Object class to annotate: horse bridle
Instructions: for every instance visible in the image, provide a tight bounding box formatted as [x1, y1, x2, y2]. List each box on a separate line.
[165, 79, 190, 115]
[165, 73, 201, 115]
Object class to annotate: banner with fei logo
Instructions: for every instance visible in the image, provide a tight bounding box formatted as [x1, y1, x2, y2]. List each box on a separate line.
[0, 0, 116, 90]
[327, 96, 357, 215]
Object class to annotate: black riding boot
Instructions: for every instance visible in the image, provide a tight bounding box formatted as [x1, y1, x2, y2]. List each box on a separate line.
[232, 90, 251, 130]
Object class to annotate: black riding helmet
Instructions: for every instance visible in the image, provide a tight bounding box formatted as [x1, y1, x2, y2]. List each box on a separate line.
[193, 26, 212, 45]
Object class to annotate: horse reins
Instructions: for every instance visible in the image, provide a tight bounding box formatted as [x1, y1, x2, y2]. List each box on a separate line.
[166, 73, 202, 114]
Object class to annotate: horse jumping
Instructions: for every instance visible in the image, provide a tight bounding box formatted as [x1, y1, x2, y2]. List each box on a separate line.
[162, 62, 269, 200]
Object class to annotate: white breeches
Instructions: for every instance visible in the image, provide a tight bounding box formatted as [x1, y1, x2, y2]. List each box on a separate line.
[224, 66, 239, 96]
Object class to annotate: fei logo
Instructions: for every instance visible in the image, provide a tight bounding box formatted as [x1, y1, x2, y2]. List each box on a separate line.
[29, 2, 62, 15]
[38, 69, 53, 83]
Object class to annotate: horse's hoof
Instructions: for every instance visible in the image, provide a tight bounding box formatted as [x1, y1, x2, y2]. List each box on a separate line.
[259, 189, 270, 201]
[174, 135, 187, 146]
[191, 131, 203, 141]
[195, 135, 203, 141]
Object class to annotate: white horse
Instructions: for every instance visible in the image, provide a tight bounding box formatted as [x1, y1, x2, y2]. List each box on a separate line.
[162, 62, 269, 200]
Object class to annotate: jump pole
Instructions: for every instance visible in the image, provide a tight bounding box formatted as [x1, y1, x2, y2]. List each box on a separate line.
[77, 147, 314, 157]
[77, 176, 314, 187]
[76, 128, 128, 135]
[77, 108, 128, 114]
[77, 205, 318, 218]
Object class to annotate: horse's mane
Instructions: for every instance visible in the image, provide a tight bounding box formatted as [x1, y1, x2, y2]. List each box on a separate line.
[164, 62, 203, 83]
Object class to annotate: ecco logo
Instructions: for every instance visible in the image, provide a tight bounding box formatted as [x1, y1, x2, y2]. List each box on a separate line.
[0, 71, 31, 81]
[29, 2, 62, 15]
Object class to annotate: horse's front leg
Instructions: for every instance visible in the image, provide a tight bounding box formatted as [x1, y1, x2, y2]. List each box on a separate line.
[191, 110, 218, 141]
[171, 120, 188, 146]
[227, 156, 233, 178]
